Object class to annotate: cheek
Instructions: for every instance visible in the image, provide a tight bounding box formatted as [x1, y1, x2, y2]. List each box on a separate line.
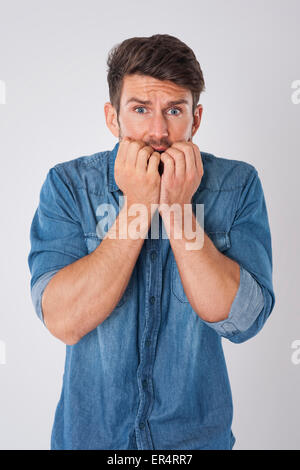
[172, 122, 194, 140]
[173, 116, 193, 130]
[121, 115, 147, 134]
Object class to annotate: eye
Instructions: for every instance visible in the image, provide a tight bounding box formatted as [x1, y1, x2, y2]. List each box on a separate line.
[133, 106, 182, 115]
[134, 106, 147, 114]
[168, 108, 181, 115]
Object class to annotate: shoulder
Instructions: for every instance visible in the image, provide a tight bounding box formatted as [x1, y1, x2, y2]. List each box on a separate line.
[47, 149, 110, 193]
[200, 151, 258, 191]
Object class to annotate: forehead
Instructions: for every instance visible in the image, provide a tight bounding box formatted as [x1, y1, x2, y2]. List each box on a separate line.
[120, 74, 192, 104]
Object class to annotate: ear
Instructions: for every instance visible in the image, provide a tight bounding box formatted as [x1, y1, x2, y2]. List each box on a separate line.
[191, 104, 203, 137]
[104, 102, 120, 138]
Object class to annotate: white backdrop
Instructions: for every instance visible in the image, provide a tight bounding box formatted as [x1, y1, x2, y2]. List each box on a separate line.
[0, 0, 299, 450]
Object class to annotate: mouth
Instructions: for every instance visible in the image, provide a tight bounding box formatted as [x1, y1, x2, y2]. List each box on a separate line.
[158, 160, 164, 176]
[152, 147, 167, 153]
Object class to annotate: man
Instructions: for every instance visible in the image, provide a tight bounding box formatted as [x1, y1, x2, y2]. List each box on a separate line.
[28, 34, 275, 450]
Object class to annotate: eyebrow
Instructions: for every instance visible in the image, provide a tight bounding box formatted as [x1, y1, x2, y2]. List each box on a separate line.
[125, 97, 189, 107]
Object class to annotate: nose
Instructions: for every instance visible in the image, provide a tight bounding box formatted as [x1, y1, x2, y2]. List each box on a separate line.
[148, 111, 169, 142]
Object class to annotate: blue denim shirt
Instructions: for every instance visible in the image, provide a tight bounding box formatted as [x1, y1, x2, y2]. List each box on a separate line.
[28, 142, 275, 450]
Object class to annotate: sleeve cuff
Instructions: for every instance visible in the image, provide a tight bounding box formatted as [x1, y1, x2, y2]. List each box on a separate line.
[30, 269, 61, 325]
[201, 265, 265, 337]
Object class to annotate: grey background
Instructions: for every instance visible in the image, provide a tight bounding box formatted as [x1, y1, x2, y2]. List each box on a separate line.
[0, 0, 299, 450]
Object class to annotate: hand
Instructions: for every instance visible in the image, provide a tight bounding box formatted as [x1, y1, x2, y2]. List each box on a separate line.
[158, 141, 203, 211]
[114, 137, 161, 209]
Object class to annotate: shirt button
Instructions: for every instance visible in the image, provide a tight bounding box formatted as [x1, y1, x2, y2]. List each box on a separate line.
[139, 422, 145, 430]
[150, 296, 155, 305]
[142, 379, 148, 389]
[145, 339, 151, 347]
[150, 251, 157, 261]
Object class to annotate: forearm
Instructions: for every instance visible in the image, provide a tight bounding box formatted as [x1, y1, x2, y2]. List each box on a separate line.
[161, 205, 240, 322]
[42, 201, 152, 345]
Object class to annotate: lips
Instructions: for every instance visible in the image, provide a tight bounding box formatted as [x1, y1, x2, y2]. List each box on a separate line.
[153, 147, 167, 153]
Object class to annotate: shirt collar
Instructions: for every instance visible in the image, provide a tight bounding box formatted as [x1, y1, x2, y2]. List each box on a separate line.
[108, 141, 120, 192]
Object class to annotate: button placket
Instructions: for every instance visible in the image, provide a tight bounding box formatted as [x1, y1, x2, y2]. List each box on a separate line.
[142, 379, 148, 390]
[135, 227, 162, 450]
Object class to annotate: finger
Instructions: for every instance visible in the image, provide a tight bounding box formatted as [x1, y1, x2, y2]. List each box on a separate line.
[136, 146, 155, 173]
[125, 140, 146, 169]
[164, 147, 185, 180]
[160, 152, 175, 179]
[171, 141, 196, 176]
[116, 137, 131, 166]
[147, 151, 161, 175]
[191, 143, 203, 177]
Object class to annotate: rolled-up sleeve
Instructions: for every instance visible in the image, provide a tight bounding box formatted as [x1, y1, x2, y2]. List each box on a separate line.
[202, 168, 275, 343]
[31, 269, 62, 325]
[28, 166, 88, 324]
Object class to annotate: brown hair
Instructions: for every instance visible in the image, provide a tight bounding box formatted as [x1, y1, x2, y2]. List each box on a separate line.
[106, 34, 205, 117]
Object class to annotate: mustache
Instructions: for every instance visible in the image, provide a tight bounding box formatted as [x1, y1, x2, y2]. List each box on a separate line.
[118, 137, 171, 152]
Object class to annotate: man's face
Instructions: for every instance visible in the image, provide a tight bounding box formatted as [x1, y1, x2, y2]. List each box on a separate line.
[115, 74, 202, 152]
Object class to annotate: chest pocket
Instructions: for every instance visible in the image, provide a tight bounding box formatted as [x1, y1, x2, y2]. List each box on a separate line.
[172, 231, 231, 303]
[84, 235, 133, 308]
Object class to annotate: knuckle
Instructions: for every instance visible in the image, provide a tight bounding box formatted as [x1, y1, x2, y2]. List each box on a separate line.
[120, 137, 131, 149]
[136, 140, 147, 148]
[129, 141, 141, 152]
[186, 172, 195, 182]
[135, 168, 145, 177]
[146, 171, 156, 181]
[124, 166, 132, 177]
[138, 146, 151, 156]
[150, 151, 160, 159]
